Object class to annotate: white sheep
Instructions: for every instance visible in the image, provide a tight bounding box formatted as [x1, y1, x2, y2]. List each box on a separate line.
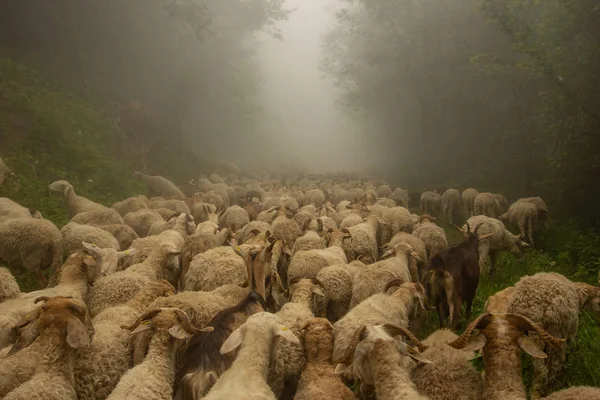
[148, 199, 191, 215]
[420, 191, 442, 215]
[412, 215, 448, 258]
[93, 223, 139, 250]
[343, 215, 382, 263]
[0, 198, 41, 223]
[461, 188, 479, 218]
[218, 205, 250, 231]
[203, 312, 300, 400]
[293, 230, 326, 253]
[61, 222, 120, 254]
[516, 196, 549, 227]
[80, 242, 132, 277]
[315, 265, 354, 322]
[0, 267, 20, 303]
[441, 189, 462, 225]
[507, 272, 600, 398]
[304, 189, 326, 207]
[183, 247, 247, 291]
[350, 242, 421, 308]
[49, 180, 106, 218]
[111, 195, 149, 217]
[381, 206, 414, 244]
[500, 201, 540, 246]
[462, 215, 529, 275]
[483, 286, 516, 314]
[133, 172, 186, 200]
[124, 209, 165, 238]
[71, 208, 124, 225]
[473, 192, 500, 218]
[391, 188, 410, 208]
[106, 308, 213, 400]
[385, 232, 427, 282]
[377, 185, 393, 198]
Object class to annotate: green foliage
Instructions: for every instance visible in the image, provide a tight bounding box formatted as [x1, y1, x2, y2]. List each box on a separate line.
[0, 58, 143, 226]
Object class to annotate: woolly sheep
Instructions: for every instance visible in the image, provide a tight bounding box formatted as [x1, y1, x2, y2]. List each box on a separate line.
[483, 286, 516, 314]
[386, 232, 427, 282]
[377, 185, 393, 199]
[87, 243, 181, 317]
[304, 189, 326, 207]
[180, 227, 230, 289]
[294, 318, 354, 400]
[218, 205, 250, 231]
[493, 194, 508, 214]
[106, 308, 213, 400]
[201, 191, 227, 211]
[49, 180, 106, 218]
[271, 207, 304, 246]
[462, 215, 529, 275]
[93, 223, 139, 250]
[149, 199, 191, 215]
[111, 196, 149, 217]
[461, 188, 479, 218]
[236, 221, 272, 244]
[81, 242, 132, 276]
[0, 296, 94, 400]
[74, 280, 175, 400]
[183, 247, 247, 292]
[0, 217, 63, 285]
[340, 213, 363, 229]
[381, 206, 414, 244]
[412, 215, 448, 258]
[293, 230, 326, 253]
[71, 208, 124, 225]
[124, 209, 165, 237]
[517, 197, 549, 226]
[343, 215, 382, 263]
[0, 267, 20, 303]
[191, 203, 217, 223]
[0, 198, 40, 223]
[391, 188, 410, 208]
[500, 201, 540, 246]
[507, 272, 600, 398]
[350, 242, 421, 308]
[544, 386, 600, 400]
[473, 192, 501, 218]
[420, 191, 442, 215]
[308, 216, 337, 233]
[203, 312, 300, 400]
[61, 222, 120, 254]
[315, 265, 354, 322]
[411, 329, 483, 400]
[441, 189, 462, 225]
[133, 172, 186, 200]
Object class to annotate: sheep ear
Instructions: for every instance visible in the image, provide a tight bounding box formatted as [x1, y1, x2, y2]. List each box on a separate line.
[334, 363, 352, 375]
[220, 329, 244, 354]
[118, 249, 136, 259]
[130, 320, 153, 335]
[398, 342, 432, 364]
[457, 332, 487, 352]
[82, 242, 100, 255]
[66, 319, 91, 349]
[311, 286, 325, 297]
[6, 323, 40, 357]
[169, 324, 191, 340]
[276, 325, 300, 344]
[519, 337, 547, 359]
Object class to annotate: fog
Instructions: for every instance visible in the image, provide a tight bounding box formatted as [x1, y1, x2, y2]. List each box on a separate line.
[256, 0, 371, 174]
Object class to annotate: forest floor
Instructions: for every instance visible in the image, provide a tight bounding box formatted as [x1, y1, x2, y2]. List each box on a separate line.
[1, 57, 600, 397]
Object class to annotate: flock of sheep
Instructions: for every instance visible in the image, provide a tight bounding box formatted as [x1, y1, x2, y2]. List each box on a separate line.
[0, 165, 599, 400]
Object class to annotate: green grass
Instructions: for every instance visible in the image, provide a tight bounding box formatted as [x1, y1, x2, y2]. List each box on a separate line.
[412, 211, 600, 395]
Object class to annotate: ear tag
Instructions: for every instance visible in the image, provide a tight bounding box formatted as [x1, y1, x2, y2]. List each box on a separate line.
[281, 326, 289, 331]
[124, 250, 130, 255]
[142, 320, 152, 325]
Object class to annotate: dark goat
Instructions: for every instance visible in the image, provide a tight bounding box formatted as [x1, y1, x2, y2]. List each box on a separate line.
[424, 223, 489, 328]
[174, 291, 267, 400]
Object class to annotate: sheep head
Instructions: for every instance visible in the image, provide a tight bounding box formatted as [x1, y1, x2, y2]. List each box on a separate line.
[123, 308, 213, 344]
[301, 318, 335, 363]
[48, 179, 73, 197]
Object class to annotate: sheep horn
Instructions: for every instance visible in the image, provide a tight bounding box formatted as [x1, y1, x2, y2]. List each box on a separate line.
[466, 222, 471, 234]
[34, 296, 51, 304]
[173, 309, 213, 334]
[335, 325, 366, 364]
[382, 324, 428, 353]
[122, 308, 163, 331]
[504, 313, 565, 349]
[384, 279, 405, 293]
[447, 313, 491, 349]
[473, 223, 483, 235]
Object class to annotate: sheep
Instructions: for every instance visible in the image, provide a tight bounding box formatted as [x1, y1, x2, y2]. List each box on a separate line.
[106, 308, 213, 400]
[391, 188, 410, 208]
[183, 246, 248, 292]
[191, 203, 217, 223]
[333, 282, 427, 365]
[287, 229, 350, 286]
[152, 207, 180, 221]
[148, 212, 196, 236]
[0, 217, 63, 286]
[203, 312, 300, 400]
[201, 191, 227, 211]
[411, 329, 483, 400]
[424, 224, 489, 328]
[133, 171, 186, 200]
[294, 318, 354, 400]
[334, 324, 431, 400]
[517, 197, 549, 228]
[377, 185, 393, 198]
[0, 198, 41, 223]
[61, 222, 120, 254]
[315, 266, 353, 321]
[350, 242, 421, 308]
[271, 207, 304, 246]
[236, 221, 272, 244]
[385, 232, 427, 281]
[304, 189, 326, 207]
[0, 157, 15, 186]
[420, 191, 442, 215]
[71, 208, 124, 225]
[293, 230, 326, 253]
[48, 180, 106, 218]
[412, 215, 448, 258]
[111, 196, 149, 217]
[473, 192, 501, 218]
[448, 313, 566, 400]
[124, 209, 165, 238]
[375, 198, 396, 208]
[461, 188, 479, 218]
[175, 291, 268, 400]
[74, 280, 175, 400]
[462, 215, 529, 275]
[87, 243, 181, 317]
[441, 189, 462, 225]
[93, 223, 139, 250]
[543, 386, 600, 400]
[381, 206, 414, 244]
[149, 198, 191, 215]
[180, 227, 230, 289]
[494, 193, 508, 214]
[483, 286, 516, 314]
[0, 296, 95, 400]
[340, 213, 363, 229]
[308, 216, 337, 233]
[218, 205, 250, 231]
[81, 242, 132, 277]
[500, 201, 540, 246]
[343, 214, 382, 263]
[0, 267, 20, 303]
[507, 272, 600, 398]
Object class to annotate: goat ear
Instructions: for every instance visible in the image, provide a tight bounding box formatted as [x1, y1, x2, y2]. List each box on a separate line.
[518, 337, 547, 359]
[276, 325, 300, 344]
[220, 329, 244, 354]
[169, 324, 191, 340]
[398, 342, 432, 364]
[66, 319, 91, 349]
[456, 332, 487, 352]
[334, 363, 352, 375]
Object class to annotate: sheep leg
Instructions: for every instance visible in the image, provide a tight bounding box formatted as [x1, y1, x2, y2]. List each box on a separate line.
[489, 251, 499, 277]
[478, 242, 491, 273]
[518, 219, 527, 243]
[437, 302, 445, 328]
[37, 270, 48, 288]
[527, 215, 535, 247]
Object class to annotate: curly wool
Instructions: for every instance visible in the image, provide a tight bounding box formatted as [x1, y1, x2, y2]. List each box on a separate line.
[441, 189, 462, 225]
[61, 222, 120, 255]
[124, 209, 165, 238]
[0, 267, 20, 302]
[135, 172, 186, 200]
[501, 201, 539, 246]
[111, 196, 148, 217]
[219, 205, 250, 231]
[474, 192, 500, 218]
[0, 198, 37, 223]
[461, 189, 479, 218]
[183, 247, 247, 292]
[412, 220, 448, 258]
[315, 266, 353, 322]
[71, 208, 124, 225]
[93, 223, 139, 250]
